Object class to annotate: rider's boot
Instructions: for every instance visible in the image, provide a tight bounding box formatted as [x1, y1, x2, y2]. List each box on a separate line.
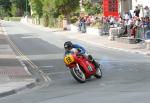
[88, 55, 99, 69]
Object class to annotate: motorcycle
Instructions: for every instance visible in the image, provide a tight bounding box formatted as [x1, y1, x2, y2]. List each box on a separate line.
[64, 48, 102, 83]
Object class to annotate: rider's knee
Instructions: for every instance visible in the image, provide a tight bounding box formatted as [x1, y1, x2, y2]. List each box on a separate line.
[88, 55, 93, 61]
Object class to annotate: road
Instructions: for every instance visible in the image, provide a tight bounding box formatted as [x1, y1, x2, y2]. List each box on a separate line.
[0, 21, 150, 103]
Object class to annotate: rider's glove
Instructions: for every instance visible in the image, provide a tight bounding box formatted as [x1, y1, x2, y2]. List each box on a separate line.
[77, 48, 81, 52]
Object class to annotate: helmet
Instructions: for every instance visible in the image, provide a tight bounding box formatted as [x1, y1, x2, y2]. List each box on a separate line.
[64, 41, 73, 49]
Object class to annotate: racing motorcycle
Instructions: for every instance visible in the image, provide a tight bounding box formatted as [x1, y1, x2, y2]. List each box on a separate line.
[64, 49, 102, 83]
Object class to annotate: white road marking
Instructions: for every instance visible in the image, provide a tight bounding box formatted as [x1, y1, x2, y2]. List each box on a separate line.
[47, 71, 69, 75]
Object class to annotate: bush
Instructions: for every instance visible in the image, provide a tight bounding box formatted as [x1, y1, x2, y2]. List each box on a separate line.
[70, 16, 78, 24]
[4, 17, 22, 21]
[48, 17, 59, 28]
[42, 14, 49, 27]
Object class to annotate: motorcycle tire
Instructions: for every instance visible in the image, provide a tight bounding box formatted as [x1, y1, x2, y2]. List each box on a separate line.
[70, 64, 86, 83]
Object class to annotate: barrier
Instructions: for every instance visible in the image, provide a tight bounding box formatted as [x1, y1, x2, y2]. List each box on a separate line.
[108, 27, 123, 40]
[101, 23, 109, 35]
[143, 30, 150, 50]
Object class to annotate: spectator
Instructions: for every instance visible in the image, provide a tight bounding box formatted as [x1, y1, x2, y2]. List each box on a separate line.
[134, 6, 140, 17]
[78, 16, 85, 31]
[109, 16, 115, 27]
[143, 6, 150, 18]
[143, 17, 150, 33]
[124, 12, 130, 20]
[143, 17, 150, 28]
[85, 15, 91, 26]
[79, 17, 86, 33]
[131, 25, 137, 38]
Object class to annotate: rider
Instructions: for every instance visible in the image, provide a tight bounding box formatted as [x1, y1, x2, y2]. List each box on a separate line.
[64, 41, 100, 69]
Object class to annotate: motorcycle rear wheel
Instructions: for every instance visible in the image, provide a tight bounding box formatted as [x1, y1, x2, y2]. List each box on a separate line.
[70, 64, 86, 83]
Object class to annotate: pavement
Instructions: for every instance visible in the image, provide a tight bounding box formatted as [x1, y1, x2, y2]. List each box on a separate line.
[0, 20, 150, 98]
[37, 27, 150, 56]
[20, 20, 150, 56]
[0, 23, 36, 98]
[59, 31, 150, 56]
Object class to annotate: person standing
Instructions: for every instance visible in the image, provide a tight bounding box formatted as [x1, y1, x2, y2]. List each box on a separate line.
[143, 6, 150, 18]
[134, 6, 140, 17]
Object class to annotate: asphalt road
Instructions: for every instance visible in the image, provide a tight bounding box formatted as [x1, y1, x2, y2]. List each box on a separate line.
[0, 21, 150, 103]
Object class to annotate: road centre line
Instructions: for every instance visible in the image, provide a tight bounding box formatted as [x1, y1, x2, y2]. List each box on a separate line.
[7, 35, 50, 82]
[8, 37, 38, 69]
[1, 27, 51, 82]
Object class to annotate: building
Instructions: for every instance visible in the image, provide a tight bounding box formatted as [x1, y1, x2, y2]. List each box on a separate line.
[132, 0, 150, 8]
[103, 0, 119, 17]
[119, 0, 132, 15]
[119, 0, 150, 17]
[103, 0, 150, 17]
[100, 0, 130, 17]
[84, 0, 150, 17]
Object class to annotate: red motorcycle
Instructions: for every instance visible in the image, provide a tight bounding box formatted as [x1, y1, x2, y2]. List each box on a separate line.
[64, 49, 102, 83]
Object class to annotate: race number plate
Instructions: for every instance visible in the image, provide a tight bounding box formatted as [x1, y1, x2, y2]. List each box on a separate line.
[64, 54, 75, 65]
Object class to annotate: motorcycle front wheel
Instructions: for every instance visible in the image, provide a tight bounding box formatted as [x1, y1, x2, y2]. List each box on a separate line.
[70, 64, 86, 83]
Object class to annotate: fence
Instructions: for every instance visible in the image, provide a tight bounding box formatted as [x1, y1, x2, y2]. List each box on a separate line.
[135, 26, 150, 40]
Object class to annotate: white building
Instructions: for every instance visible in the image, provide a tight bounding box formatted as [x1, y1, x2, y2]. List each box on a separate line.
[119, 0, 150, 17]
[132, 0, 150, 8]
[86, 0, 150, 17]
[119, 0, 132, 12]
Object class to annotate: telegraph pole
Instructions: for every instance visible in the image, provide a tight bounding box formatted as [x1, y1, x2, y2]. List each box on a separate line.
[79, 0, 85, 12]
[26, 0, 28, 16]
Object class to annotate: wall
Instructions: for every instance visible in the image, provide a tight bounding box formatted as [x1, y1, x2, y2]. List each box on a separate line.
[119, 0, 132, 15]
[132, 0, 150, 17]
[70, 24, 100, 36]
[132, 0, 150, 8]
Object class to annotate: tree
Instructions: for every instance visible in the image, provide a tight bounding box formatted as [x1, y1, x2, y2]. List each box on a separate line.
[0, 0, 30, 17]
[52, 0, 80, 24]
[29, 0, 43, 23]
[83, 0, 102, 15]
[11, 0, 30, 16]
[0, 0, 11, 17]
[42, 0, 51, 26]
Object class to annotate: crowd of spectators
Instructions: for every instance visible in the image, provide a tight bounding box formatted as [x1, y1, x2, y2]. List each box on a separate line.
[77, 14, 99, 33]
[101, 6, 150, 40]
